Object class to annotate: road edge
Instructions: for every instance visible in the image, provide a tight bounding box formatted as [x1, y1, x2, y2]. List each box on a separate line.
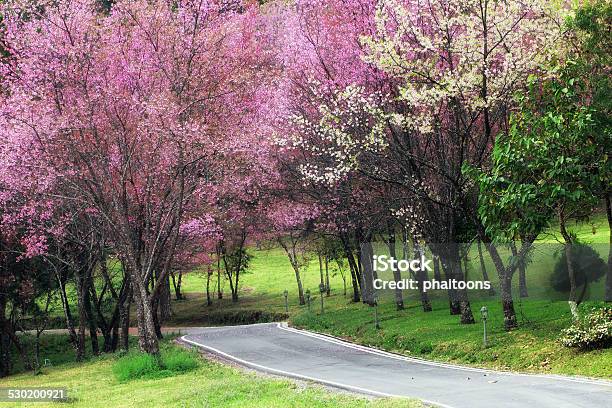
[278, 322, 612, 386]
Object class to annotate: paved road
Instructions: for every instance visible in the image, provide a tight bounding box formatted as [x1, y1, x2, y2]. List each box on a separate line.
[181, 323, 611, 408]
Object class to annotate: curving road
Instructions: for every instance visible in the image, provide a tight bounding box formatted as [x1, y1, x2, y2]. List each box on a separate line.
[181, 323, 611, 408]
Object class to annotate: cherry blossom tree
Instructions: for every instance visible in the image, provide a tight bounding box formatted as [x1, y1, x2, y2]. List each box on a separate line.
[0, 0, 276, 354]
[277, 0, 567, 327]
[267, 200, 320, 304]
[364, 0, 567, 327]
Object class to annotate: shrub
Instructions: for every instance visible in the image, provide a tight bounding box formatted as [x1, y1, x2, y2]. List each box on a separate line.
[418, 342, 434, 354]
[560, 307, 612, 350]
[113, 346, 199, 382]
[551, 243, 606, 301]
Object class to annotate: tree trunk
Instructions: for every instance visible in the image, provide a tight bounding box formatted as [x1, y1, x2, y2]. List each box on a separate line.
[358, 228, 376, 306]
[119, 291, 131, 352]
[325, 257, 331, 296]
[500, 274, 517, 329]
[158, 274, 172, 322]
[450, 246, 475, 324]
[387, 222, 404, 310]
[206, 267, 213, 306]
[57, 276, 81, 359]
[510, 242, 528, 298]
[83, 283, 99, 355]
[74, 271, 88, 361]
[318, 253, 324, 288]
[102, 317, 113, 353]
[472, 205, 538, 330]
[231, 276, 239, 302]
[440, 257, 461, 315]
[462, 250, 469, 281]
[225, 246, 243, 303]
[152, 296, 163, 340]
[414, 241, 432, 312]
[170, 271, 184, 301]
[477, 239, 495, 296]
[559, 214, 579, 320]
[605, 190, 612, 302]
[294, 267, 305, 305]
[2, 323, 30, 371]
[34, 334, 42, 373]
[217, 248, 223, 299]
[433, 255, 441, 282]
[341, 234, 360, 302]
[226, 261, 240, 302]
[278, 237, 306, 305]
[107, 293, 122, 353]
[481, 239, 527, 330]
[0, 296, 11, 377]
[131, 275, 160, 355]
[97, 253, 122, 353]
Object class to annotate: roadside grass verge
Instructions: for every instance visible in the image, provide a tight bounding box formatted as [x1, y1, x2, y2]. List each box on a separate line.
[289, 297, 612, 379]
[4, 338, 421, 408]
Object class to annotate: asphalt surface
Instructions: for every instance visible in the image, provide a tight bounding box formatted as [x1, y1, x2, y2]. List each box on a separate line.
[181, 322, 612, 408]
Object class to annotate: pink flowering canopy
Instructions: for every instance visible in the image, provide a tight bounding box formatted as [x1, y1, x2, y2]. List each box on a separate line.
[0, 0, 280, 259]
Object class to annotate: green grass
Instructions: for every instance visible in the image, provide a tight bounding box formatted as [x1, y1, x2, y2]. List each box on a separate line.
[162, 347, 200, 373]
[112, 344, 199, 382]
[4, 337, 420, 408]
[537, 213, 610, 243]
[113, 352, 164, 382]
[179, 245, 345, 298]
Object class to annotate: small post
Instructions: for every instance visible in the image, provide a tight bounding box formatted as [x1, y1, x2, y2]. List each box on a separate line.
[319, 283, 325, 314]
[283, 289, 289, 313]
[480, 305, 488, 347]
[306, 289, 311, 312]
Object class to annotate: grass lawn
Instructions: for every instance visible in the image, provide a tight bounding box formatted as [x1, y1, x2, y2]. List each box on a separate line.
[290, 297, 611, 378]
[5, 336, 420, 408]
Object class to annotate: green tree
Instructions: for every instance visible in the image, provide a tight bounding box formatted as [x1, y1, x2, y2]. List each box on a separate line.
[565, 1, 611, 302]
[470, 1, 611, 317]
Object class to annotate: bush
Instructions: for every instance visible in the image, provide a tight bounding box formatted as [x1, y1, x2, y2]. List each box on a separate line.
[418, 341, 434, 354]
[113, 346, 199, 382]
[560, 307, 612, 350]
